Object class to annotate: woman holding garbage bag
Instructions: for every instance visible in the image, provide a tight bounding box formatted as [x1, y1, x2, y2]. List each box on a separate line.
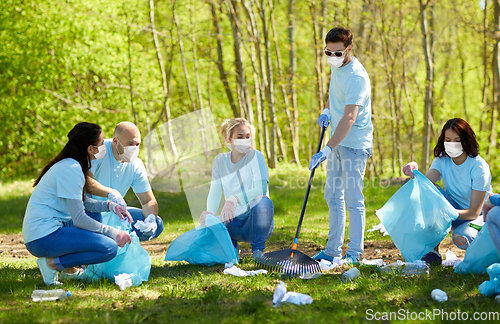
[403, 117, 492, 265]
[199, 118, 274, 260]
[22, 122, 132, 286]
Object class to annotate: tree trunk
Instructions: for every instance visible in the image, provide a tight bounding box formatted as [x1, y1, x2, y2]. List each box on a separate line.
[288, 0, 300, 165]
[241, 0, 270, 159]
[257, 0, 277, 168]
[269, 0, 290, 162]
[124, 10, 137, 124]
[377, 3, 397, 176]
[480, 2, 489, 132]
[149, 0, 177, 157]
[488, 0, 500, 159]
[309, 2, 326, 113]
[173, 3, 196, 112]
[210, 0, 239, 117]
[224, 0, 253, 122]
[419, 0, 434, 171]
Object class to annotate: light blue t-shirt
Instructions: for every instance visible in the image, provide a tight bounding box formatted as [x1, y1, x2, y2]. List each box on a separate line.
[329, 56, 373, 149]
[210, 149, 269, 217]
[22, 158, 85, 243]
[430, 155, 492, 210]
[89, 139, 151, 201]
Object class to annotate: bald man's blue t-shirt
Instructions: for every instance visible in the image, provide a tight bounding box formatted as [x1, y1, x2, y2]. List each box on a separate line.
[89, 139, 151, 201]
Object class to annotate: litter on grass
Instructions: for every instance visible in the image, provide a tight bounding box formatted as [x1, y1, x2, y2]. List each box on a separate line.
[361, 258, 386, 267]
[431, 289, 448, 302]
[114, 273, 133, 291]
[318, 257, 344, 271]
[367, 222, 389, 236]
[223, 263, 267, 277]
[441, 250, 463, 268]
[273, 281, 313, 307]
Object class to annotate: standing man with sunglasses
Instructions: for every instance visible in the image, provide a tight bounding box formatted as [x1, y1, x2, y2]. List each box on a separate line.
[309, 27, 373, 265]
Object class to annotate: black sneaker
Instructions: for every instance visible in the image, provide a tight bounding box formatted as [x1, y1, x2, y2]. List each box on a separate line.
[421, 251, 442, 266]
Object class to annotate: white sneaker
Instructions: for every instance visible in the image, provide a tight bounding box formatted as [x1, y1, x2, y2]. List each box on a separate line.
[252, 250, 264, 260]
[37, 258, 62, 286]
[60, 267, 88, 281]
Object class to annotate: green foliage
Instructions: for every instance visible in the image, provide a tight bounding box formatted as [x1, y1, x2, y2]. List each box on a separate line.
[2, 168, 500, 322]
[1, 0, 499, 180]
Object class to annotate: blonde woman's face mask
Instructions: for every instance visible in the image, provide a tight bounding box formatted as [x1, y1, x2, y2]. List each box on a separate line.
[226, 124, 252, 153]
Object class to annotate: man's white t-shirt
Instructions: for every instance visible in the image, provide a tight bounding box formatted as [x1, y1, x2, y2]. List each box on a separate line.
[328, 56, 373, 150]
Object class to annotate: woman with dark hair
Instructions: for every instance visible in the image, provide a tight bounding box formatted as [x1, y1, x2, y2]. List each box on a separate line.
[403, 118, 492, 265]
[23, 122, 132, 286]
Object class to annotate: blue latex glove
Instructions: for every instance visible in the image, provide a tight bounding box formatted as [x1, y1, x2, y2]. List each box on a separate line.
[317, 108, 330, 128]
[309, 146, 332, 170]
[108, 189, 127, 207]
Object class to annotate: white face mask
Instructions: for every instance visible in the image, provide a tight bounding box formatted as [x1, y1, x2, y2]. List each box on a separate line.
[326, 54, 344, 68]
[444, 142, 463, 158]
[117, 139, 139, 162]
[227, 138, 252, 154]
[93, 144, 107, 160]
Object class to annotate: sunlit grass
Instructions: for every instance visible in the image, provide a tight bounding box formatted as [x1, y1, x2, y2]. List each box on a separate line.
[1, 168, 500, 323]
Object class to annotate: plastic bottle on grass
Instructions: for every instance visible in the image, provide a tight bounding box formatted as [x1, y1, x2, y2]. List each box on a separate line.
[341, 267, 360, 282]
[378, 260, 429, 275]
[31, 289, 71, 302]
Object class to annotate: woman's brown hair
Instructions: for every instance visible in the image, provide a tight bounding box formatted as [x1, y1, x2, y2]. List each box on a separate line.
[34, 122, 102, 199]
[434, 118, 479, 158]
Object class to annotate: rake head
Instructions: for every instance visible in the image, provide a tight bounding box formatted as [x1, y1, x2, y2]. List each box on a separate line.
[255, 249, 321, 277]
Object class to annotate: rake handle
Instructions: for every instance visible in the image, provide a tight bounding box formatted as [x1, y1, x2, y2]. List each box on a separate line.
[292, 126, 327, 252]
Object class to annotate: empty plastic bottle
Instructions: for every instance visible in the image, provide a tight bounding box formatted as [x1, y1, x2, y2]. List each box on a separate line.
[378, 260, 430, 275]
[31, 289, 71, 302]
[341, 267, 360, 283]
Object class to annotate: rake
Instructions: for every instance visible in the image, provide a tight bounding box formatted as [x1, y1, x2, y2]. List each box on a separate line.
[256, 126, 327, 277]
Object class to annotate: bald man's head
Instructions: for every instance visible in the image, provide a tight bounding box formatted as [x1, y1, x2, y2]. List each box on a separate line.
[112, 122, 141, 162]
[114, 121, 140, 139]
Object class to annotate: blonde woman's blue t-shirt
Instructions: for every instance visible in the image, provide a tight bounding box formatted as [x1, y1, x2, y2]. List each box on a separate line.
[210, 149, 269, 217]
[22, 158, 85, 243]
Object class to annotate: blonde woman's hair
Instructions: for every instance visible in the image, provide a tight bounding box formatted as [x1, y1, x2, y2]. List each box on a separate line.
[220, 118, 255, 144]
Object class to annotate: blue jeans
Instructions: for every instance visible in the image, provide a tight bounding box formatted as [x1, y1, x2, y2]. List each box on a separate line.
[226, 196, 274, 252]
[486, 206, 500, 257]
[438, 187, 484, 250]
[87, 207, 164, 242]
[25, 213, 117, 270]
[324, 145, 371, 259]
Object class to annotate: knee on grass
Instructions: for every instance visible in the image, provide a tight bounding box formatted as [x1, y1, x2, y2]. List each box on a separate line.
[452, 233, 470, 250]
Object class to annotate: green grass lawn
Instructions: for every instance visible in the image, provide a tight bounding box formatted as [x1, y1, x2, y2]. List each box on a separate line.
[1, 166, 499, 323]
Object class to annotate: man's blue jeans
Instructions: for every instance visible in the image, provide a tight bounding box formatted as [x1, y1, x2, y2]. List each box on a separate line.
[25, 213, 117, 270]
[226, 196, 274, 252]
[324, 145, 371, 259]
